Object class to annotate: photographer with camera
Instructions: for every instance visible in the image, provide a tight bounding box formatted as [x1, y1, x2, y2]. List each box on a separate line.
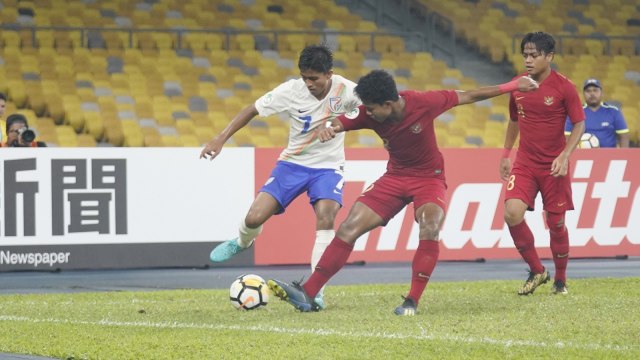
[1, 113, 47, 147]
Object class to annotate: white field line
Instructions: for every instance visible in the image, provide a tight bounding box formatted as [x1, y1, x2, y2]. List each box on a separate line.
[0, 315, 636, 352]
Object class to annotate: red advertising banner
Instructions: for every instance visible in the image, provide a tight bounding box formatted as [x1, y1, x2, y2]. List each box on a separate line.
[254, 148, 640, 265]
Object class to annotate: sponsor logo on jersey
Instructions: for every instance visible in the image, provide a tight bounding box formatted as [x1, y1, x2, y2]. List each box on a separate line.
[345, 107, 359, 119]
[544, 96, 554, 106]
[329, 97, 343, 113]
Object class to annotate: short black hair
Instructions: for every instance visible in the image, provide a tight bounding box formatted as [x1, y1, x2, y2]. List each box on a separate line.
[0, 93, 6, 101]
[354, 69, 399, 105]
[521, 31, 555, 55]
[6, 113, 28, 133]
[298, 44, 333, 73]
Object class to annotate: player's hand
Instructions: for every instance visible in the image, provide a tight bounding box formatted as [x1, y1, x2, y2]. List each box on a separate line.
[200, 137, 224, 161]
[499, 158, 511, 181]
[318, 125, 340, 143]
[550, 152, 569, 177]
[516, 76, 539, 92]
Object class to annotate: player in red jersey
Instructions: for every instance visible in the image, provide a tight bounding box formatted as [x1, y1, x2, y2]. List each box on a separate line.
[500, 32, 585, 296]
[268, 69, 538, 315]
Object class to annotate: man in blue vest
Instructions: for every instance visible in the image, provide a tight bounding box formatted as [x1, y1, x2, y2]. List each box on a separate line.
[565, 79, 629, 148]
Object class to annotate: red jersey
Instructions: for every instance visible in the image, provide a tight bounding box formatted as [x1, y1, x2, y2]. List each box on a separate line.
[509, 70, 584, 168]
[338, 90, 459, 178]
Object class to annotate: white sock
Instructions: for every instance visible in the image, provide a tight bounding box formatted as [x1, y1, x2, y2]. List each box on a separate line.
[312, 229, 334, 298]
[237, 220, 262, 248]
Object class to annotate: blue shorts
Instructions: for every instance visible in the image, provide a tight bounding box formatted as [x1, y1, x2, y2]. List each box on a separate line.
[260, 161, 344, 215]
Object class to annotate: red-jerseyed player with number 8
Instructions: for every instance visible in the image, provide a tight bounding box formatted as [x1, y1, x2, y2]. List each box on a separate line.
[500, 31, 586, 296]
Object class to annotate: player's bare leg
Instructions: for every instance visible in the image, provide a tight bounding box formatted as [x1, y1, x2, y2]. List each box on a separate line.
[210, 192, 279, 262]
[505, 199, 549, 295]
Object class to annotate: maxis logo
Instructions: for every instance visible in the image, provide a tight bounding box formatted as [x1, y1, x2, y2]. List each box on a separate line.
[0, 251, 71, 268]
[343, 159, 640, 252]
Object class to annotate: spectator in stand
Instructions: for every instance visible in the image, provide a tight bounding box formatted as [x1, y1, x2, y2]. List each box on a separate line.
[1, 114, 47, 147]
[565, 79, 629, 148]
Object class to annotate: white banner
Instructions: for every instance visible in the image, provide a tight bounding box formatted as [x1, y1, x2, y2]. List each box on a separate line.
[0, 148, 254, 245]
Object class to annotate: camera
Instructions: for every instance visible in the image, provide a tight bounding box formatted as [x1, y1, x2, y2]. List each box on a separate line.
[18, 127, 36, 143]
[5, 113, 46, 147]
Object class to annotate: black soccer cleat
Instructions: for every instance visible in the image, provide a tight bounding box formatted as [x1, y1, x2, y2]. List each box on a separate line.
[267, 278, 319, 312]
[394, 296, 417, 316]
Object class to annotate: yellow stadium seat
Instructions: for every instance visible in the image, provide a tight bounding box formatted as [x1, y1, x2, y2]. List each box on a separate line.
[160, 135, 180, 147]
[178, 134, 200, 147]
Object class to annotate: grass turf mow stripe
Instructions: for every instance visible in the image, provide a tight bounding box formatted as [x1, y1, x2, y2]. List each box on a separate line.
[0, 314, 636, 353]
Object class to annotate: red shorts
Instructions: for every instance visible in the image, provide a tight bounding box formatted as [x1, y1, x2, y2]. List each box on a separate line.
[357, 173, 447, 224]
[505, 162, 573, 213]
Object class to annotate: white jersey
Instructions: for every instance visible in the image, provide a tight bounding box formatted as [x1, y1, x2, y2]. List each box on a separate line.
[254, 74, 360, 170]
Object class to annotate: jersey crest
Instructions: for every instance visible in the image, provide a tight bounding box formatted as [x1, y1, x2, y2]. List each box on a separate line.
[410, 123, 423, 134]
[544, 96, 554, 106]
[329, 97, 343, 113]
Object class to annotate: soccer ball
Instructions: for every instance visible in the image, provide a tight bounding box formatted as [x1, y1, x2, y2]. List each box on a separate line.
[229, 274, 269, 310]
[578, 133, 600, 149]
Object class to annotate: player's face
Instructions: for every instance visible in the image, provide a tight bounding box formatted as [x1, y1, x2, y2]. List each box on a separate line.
[363, 101, 392, 123]
[522, 43, 553, 78]
[300, 69, 333, 99]
[583, 86, 602, 107]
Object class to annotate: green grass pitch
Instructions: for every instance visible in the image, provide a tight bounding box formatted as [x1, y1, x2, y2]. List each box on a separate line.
[1, 277, 638, 359]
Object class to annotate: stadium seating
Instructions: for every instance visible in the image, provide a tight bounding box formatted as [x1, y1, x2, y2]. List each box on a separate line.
[1, 0, 638, 147]
[421, 0, 640, 145]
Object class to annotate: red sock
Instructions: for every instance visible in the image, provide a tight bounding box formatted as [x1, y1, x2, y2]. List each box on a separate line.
[509, 221, 544, 274]
[303, 237, 353, 298]
[407, 240, 440, 305]
[550, 229, 569, 282]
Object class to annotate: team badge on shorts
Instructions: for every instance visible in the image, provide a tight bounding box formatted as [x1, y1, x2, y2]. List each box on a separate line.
[262, 93, 274, 106]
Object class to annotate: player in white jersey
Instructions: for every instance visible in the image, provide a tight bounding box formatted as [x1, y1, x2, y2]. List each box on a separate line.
[200, 45, 360, 309]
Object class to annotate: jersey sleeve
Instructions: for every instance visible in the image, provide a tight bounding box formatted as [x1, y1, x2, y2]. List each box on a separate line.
[342, 80, 361, 111]
[613, 108, 629, 133]
[337, 106, 368, 131]
[254, 80, 295, 117]
[417, 90, 459, 115]
[564, 82, 585, 124]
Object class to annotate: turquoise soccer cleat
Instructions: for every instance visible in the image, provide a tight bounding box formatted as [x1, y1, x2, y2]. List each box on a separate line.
[314, 293, 326, 310]
[209, 238, 247, 263]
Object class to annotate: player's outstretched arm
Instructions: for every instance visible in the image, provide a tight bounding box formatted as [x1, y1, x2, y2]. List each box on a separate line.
[551, 120, 585, 177]
[456, 77, 538, 105]
[200, 104, 259, 161]
[317, 120, 345, 143]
